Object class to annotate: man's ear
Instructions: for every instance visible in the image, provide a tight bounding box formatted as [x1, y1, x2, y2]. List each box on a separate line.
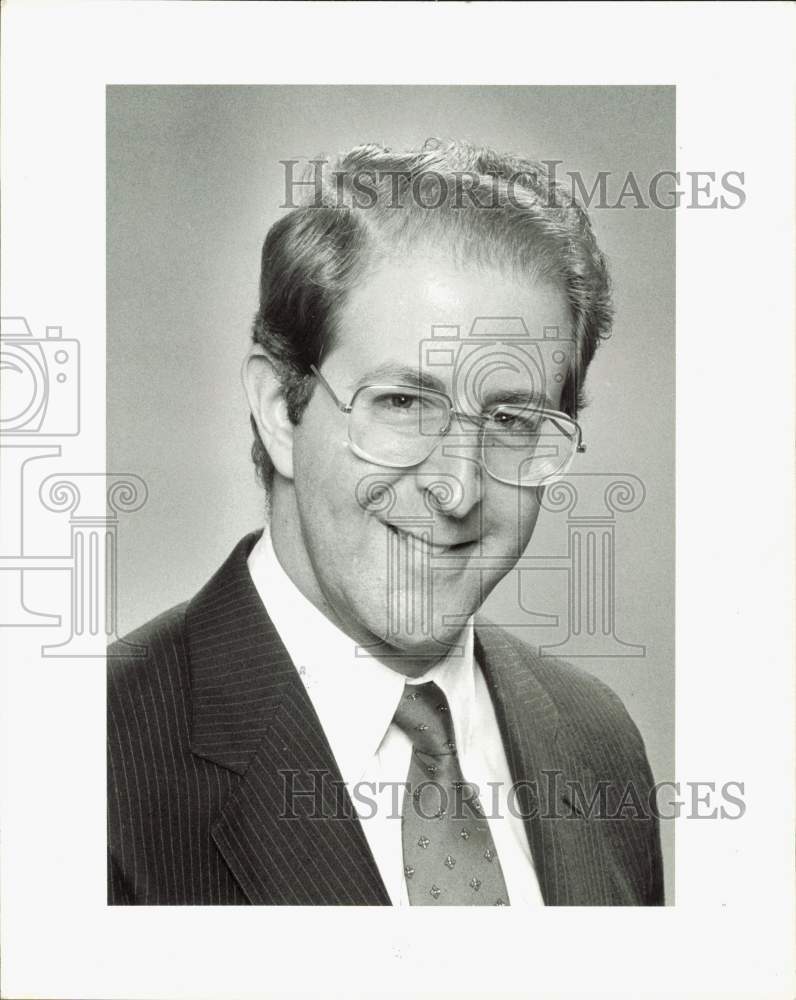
[242, 345, 295, 481]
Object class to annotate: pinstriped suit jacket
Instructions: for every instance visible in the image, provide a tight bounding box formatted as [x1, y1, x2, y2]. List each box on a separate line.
[107, 531, 664, 906]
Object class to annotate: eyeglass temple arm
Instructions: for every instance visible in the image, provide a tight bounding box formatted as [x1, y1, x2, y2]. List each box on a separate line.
[310, 364, 351, 413]
[541, 412, 587, 454]
[554, 416, 587, 454]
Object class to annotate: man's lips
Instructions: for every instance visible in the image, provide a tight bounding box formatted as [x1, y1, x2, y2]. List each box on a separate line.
[385, 523, 477, 554]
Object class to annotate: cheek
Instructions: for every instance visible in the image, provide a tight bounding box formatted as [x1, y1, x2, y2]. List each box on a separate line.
[482, 484, 543, 550]
[292, 414, 397, 534]
[293, 411, 347, 497]
[470, 490, 544, 613]
[520, 503, 542, 546]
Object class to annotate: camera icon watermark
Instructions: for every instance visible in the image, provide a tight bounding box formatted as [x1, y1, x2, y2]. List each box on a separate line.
[419, 316, 572, 424]
[0, 317, 80, 436]
[0, 314, 145, 654]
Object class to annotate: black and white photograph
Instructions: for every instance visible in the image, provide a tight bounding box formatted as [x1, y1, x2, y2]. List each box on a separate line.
[1, 3, 793, 998]
[106, 85, 675, 909]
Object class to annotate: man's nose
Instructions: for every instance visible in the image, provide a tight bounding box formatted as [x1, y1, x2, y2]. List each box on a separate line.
[414, 438, 482, 518]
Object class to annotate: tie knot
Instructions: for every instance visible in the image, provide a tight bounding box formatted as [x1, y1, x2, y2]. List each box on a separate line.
[392, 681, 457, 755]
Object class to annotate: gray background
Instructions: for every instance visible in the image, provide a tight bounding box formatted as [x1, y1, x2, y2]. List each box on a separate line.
[108, 85, 675, 901]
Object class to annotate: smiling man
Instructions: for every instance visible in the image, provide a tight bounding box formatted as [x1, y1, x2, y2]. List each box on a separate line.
[107, 140, 664, 906]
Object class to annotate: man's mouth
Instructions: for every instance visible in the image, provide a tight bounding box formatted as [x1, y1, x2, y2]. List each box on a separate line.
[385, 523, 476, 555]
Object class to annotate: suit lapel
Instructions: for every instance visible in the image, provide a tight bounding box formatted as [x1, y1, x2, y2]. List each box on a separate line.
[475, 623, 634, 905]
[186, 533, 390, 905]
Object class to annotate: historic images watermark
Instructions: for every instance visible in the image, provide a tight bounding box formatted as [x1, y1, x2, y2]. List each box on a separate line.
[281, 158, 746, 211]
[277, 769, 747, 822]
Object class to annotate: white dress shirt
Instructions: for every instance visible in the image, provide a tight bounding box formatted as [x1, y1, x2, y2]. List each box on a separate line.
[247, 528, 544, 906]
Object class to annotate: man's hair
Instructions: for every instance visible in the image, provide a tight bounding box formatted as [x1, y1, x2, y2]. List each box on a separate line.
[250, 138, 613, 490]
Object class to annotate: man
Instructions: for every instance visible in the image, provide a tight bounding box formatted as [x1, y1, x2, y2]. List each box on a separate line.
[108, 139, 664, 906]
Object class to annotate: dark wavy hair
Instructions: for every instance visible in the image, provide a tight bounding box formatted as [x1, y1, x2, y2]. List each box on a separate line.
[250, 138, 613, 490]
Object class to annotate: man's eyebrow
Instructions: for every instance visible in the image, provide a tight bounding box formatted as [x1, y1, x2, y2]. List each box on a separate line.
[478, 387, 557, 411]
[354, 363, 447, 393]
[353, 363, 558, 411]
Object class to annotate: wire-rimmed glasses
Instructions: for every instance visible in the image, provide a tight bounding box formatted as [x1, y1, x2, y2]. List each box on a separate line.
[310, 364, 585, 487]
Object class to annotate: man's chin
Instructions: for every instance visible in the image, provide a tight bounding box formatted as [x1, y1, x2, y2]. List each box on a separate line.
[364, 618, 472, 668]
[334, 586, 476, 669]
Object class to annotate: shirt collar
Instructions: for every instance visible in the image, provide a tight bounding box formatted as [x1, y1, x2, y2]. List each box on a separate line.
[247, 526, 476, 785]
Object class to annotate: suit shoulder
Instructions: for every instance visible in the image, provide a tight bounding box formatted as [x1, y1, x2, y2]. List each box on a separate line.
[107, 600, 194, 774]
[477, 622, 650, 764]
[107, 600, 189, 694]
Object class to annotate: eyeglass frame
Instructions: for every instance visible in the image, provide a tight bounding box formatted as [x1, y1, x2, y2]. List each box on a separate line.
[309, 363, 586, 486]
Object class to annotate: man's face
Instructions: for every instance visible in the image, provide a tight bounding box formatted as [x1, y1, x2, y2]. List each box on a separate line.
[281, 255, 574, 667]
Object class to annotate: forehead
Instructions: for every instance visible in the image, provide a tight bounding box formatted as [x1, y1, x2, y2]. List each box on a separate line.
[326, 256, 574, 405]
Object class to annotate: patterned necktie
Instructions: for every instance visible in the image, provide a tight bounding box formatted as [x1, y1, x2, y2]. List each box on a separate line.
[392, 681, 510, 905]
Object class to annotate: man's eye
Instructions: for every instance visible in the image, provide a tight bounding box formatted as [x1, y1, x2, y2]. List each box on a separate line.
[489, 408, 542, 432]
[388, 393, 416, 409]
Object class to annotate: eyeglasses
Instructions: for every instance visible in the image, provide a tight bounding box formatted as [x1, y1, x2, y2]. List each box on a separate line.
[310, 365, 585, 487]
